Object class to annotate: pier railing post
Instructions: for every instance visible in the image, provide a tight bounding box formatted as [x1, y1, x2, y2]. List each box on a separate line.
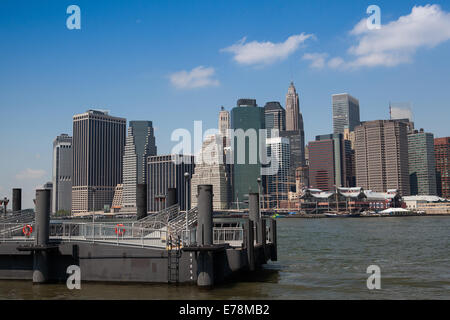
[196, 185, 214, 287]
[33, 188, 51, 284]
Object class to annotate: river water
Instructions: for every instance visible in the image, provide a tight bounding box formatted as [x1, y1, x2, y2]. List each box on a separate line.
[0, 216, 449, 299]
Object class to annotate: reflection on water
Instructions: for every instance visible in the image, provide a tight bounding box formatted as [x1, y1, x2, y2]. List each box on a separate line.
[0, 217, 449, 299]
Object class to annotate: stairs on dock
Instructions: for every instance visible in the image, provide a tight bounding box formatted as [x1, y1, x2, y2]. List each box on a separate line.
[167, 236, 181, 284]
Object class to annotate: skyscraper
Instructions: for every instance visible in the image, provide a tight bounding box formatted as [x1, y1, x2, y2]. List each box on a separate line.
[191, 134, 230, 210]
[265, 137, 290, 208]
[434, 137, 450, 198]
[218, 106, 230, 141]
[264, 101, 286, 138]
[282, 82, 306, 191]
[147, 154, 195, 212]
[285, 82, 303, 132]
[308, 134, 351, 191]
[332, 93, 360, 135]
[72, 110, 126, 214]
[122, 121, 157, 212]
[408, 130, 437, 195]
[231, 99, 265, 209]
[355, 120, 410, 196]
[52, 134, 72, 214]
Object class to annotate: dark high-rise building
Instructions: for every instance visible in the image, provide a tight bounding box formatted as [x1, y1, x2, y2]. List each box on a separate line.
[308, 134, 351, 191]
[434, 137, 450, 198]
[231, 99, 265, 209]
[52, 134, 73, 214]
[72, 110, 126, 214]
[355, 120, 410, 196]
[264, 101, 285, 138]
[147, 154, 195, 212]
[408, 130, 436, 195]
[122, 121, 157, 212]
[333, 93, 360, 135]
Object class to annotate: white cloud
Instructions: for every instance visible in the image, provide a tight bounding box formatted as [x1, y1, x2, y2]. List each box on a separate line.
[222, 33, 314, 66]
[328, 57, 345, 69]
[349, 4, 450, 68]
[307, 5, 450, 70]
[169, 66, 220, 89]
[16, 168, 47, 180]
[302, 53, 328, 69]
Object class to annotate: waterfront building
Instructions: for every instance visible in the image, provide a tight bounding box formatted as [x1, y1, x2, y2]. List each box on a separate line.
[264, 101, 286, 138]
[231, 99, 265, 209]
[121, 121, 157, 213]
[147, 154, 195, 212]
[299, 187, 402, 213]
[308, 134, 352, 192]
[191, 135, 230, 210]
[72, 110, 126, 214]
[434, 137, 450, 198]
[355, 120, 410, 196]
[408, 130, 437, 195]
[332, 93, 360, 135]
[265, 137, 290, 208]
[52, 134, 72, 214]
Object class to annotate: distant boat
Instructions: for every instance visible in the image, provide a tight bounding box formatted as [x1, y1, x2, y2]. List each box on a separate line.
[324, 212, 361, 218]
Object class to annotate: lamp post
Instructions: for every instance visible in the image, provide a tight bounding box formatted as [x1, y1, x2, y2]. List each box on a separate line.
[184, 172, 191, 235]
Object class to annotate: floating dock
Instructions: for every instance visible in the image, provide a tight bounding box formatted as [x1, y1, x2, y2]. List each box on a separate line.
[0, 185, 277, 287]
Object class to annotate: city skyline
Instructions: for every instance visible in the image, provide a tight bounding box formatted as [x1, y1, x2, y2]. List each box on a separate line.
[1, 1, 450, 208]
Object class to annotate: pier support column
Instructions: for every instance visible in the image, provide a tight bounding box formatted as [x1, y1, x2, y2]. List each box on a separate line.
[33, 188, 51, 284]
[12, 188, 21, 212]
[249, 193, 262, 244]
[270, 219, 277, 261]
[245, 220, 255, 271]
[166, 188, 177, 208]
[136, 184, 147, 219]
[261, 218, 267, 260]
[196, 185, 214, 287]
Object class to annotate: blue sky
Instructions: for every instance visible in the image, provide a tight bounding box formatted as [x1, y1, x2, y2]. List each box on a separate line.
[1, 0, 450, 208]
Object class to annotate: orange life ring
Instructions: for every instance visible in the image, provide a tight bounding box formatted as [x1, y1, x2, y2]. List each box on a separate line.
[23, 224, 33, 236]
[115, 224, 125, 236]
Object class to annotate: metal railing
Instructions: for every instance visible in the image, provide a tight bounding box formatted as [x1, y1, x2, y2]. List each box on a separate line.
[213, 227, 244, 246]
[0, 222, 167, 249]
[0, 222, 36, 241]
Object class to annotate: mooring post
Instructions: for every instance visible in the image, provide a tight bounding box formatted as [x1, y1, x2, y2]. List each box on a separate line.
[33, 188, 51, 284]
[196, 184, 214, 287]
[136, 184, 147, 219]
[270, 219, 277, 261]
[249, 193, 262, 244]
[245, 219, 255, 271]
[12, 188, 22, 212]
[166, 188, 177, 208]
